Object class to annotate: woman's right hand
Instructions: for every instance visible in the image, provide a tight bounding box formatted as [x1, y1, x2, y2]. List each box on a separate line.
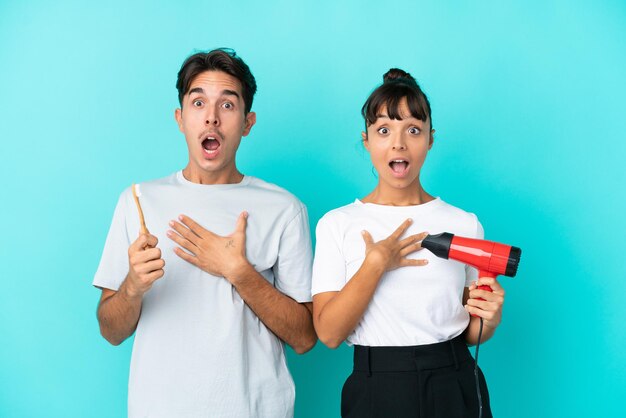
[361, 219, 428, 272]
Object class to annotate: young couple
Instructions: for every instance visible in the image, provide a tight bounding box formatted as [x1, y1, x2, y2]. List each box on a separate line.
[94, 48, 503, 418]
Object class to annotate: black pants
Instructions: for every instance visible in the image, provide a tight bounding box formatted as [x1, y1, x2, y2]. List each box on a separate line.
[341, 336, 492, 418]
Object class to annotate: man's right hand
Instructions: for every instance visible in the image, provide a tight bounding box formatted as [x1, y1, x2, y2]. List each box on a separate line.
[125, 234, 165, 298]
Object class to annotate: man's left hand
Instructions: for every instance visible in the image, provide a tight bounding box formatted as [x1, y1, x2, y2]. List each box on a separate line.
[167, 212, 251, 283]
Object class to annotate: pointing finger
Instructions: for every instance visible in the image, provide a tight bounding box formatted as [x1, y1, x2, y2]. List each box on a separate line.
[400, 231, 427, 247]
[390, 218, 413, 240]
[178, 215, 209, 238]
[169, 221, 200, 247]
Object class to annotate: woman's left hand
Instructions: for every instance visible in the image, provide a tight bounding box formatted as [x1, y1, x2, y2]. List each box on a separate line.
[465, 277, 505, 330]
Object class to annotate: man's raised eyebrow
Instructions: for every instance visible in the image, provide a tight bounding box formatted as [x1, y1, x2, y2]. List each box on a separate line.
[188, 87, 205, 96]
[222, 89, 240, 99]
[187, 88, 240, 99]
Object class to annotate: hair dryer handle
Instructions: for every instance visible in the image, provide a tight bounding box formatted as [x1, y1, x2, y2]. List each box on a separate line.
[470, 270, 497, 317]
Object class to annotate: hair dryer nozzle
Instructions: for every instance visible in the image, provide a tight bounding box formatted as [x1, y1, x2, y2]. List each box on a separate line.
[421, 233, 454, 259]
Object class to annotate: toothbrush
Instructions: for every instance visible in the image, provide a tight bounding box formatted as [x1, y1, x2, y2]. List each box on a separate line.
[131, 183, 149, 235]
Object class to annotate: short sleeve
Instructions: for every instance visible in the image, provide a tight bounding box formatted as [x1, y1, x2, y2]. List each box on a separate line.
[272, 205, 313, 303]
[464, 216, 485, 286]
[311, 214, 347, 296]
[93, 189, 132, 291]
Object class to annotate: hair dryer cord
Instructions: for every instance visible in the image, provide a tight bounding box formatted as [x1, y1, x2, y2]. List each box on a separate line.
[475, 318, 484, 418]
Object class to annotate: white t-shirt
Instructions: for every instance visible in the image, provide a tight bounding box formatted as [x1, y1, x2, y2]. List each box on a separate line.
[93, 171, 313, 418]
[311, 197, 483, 347]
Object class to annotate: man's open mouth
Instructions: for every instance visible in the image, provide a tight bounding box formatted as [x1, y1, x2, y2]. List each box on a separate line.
[202, 136, 220, 152]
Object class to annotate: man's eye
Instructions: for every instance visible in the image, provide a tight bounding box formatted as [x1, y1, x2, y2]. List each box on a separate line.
[377, 127, 389, 135]
[222, 102, 233, 109]
[409, 127, 420, 134]
[193, 100, 203, 107]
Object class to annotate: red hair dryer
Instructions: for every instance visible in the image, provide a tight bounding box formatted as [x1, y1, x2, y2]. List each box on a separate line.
[422, 232, 521, 418]
[421, 233, 521, 312]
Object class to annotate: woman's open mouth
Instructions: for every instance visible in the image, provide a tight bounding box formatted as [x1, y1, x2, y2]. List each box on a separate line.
[389, 159, 410, 178]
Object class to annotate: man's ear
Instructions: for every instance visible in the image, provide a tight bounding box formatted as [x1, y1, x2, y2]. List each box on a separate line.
[175, 108, 184, 133]
[361, 131, 369, 151]
[428, 129, 435, 150]
[242, 112, 256, 137]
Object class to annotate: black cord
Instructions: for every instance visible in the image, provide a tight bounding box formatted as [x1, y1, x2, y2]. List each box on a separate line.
[474, 318, 484, 418]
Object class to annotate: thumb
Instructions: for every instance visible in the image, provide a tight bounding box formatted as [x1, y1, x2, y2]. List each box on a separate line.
[132, 233, 151, 251]
[234, 211, 248, 236]
[361, 230, 374, 246]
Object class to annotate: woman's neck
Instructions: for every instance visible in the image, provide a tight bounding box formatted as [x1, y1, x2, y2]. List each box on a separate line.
[361, 183, 435, 206]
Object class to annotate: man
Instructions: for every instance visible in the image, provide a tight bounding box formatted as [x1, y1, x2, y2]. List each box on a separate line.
[94, 48, 317, 418]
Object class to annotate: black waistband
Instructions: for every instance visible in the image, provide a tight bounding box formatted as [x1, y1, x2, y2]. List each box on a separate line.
[353, 335, 472, 374]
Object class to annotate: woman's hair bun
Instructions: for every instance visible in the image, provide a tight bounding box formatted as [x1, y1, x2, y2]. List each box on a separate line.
[383, 68, 417, 85]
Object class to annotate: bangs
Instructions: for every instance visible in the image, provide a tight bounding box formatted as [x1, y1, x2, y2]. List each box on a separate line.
[362, 82, 431, 127]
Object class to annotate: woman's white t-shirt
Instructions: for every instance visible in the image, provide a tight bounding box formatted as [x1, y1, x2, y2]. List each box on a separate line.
[311, 197, 484, 347]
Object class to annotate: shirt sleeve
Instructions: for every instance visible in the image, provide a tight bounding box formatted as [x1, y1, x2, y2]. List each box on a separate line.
[464, 215, 485, 287]
[272, 204, 313, 303]
[311, 213, 347, 296]
[93, 189, 132, 291]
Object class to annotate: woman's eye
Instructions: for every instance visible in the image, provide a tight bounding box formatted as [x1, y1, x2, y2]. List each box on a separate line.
[377, 127, 389, 135]
[409, 127, 420, 134]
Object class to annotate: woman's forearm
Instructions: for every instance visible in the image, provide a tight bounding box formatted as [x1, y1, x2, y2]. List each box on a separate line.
[313, 255, 386, 348]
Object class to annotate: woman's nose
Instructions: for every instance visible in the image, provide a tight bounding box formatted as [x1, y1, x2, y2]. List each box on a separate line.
[391, 134, 407, 150]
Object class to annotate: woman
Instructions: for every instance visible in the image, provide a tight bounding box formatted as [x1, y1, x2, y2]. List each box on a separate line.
[311, 69, 504, 418]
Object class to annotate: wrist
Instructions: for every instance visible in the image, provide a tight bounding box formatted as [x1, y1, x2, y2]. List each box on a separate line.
[122, 276, 144, 300]
[224, 258, 255, 285]
[483, 319, 500, 331]
[363, 252, 387, 277]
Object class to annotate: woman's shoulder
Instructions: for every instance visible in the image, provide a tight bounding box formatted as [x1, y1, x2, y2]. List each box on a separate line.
[316, 200, 363, 227]
[435, 199, 482, 237]
[436, 199, 478, 220]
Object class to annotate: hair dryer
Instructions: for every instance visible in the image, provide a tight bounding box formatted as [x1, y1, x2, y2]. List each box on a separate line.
[421, 232, 521, 418]
[421, 233, 521, 303]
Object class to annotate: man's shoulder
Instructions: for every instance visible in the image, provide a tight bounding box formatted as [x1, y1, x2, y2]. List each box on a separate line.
[244, 176, 305, 209]
[135, 172, 179, 189]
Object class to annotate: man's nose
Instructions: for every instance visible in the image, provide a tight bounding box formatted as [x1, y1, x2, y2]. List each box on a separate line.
[205, 107, 220, 126]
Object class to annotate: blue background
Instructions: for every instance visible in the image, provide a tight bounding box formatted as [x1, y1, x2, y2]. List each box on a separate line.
[1, 0, 625, 416]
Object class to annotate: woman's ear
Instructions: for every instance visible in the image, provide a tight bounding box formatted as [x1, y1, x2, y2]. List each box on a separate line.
[428, 129, 435, 150]
[361, 131, 369, 151]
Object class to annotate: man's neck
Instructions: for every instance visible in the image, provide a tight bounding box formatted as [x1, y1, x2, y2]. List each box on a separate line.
[182, 165, 244, 185]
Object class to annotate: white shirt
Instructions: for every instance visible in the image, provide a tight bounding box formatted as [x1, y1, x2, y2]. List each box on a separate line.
[311, 198, 483, 347]
[93, 171, 313, 418]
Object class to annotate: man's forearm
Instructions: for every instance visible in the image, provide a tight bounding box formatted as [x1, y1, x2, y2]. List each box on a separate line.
[229, 265, 317, 354]
[97, 278, 143, 346]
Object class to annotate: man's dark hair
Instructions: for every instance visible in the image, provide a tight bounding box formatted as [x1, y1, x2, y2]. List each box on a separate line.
[176, 48, 257, 114]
